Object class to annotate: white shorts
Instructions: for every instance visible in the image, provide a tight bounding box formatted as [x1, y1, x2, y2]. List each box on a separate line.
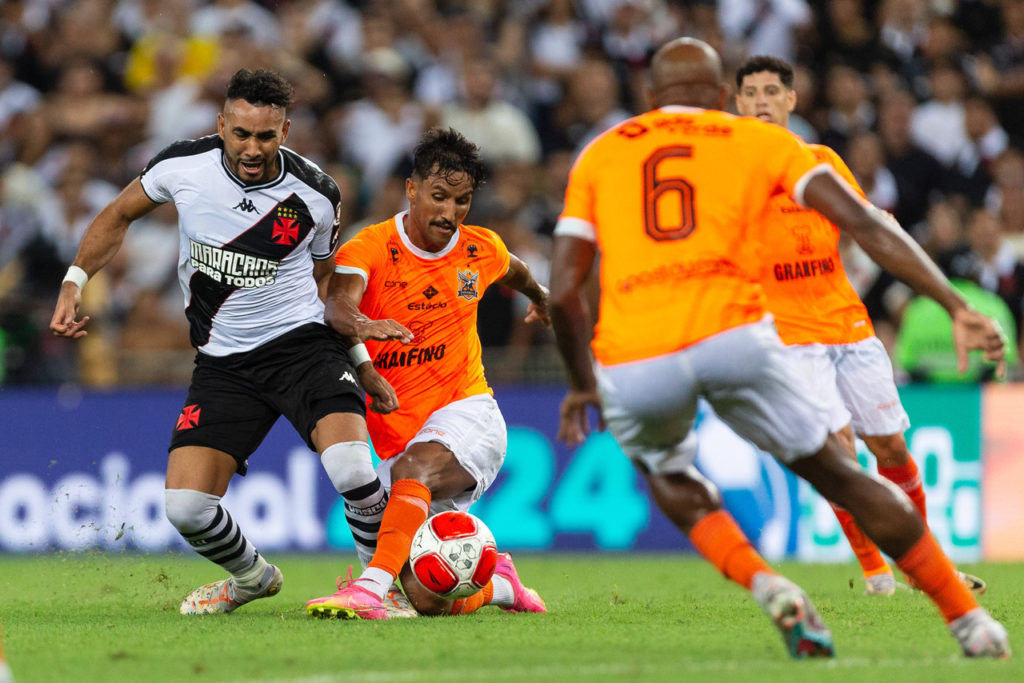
[374, 393, 507, 514]
[829, 336, 910, 436]
[785, 344, 852, 434]
[596, 319, 829, 474]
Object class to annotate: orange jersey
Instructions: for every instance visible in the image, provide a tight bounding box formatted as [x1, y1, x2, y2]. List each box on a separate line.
[558, 106, 823, 365]
[759, 144, 874, 345]
[335, 213, 511, 459]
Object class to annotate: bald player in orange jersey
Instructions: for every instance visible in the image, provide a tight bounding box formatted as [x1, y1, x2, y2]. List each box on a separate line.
[734, 55, 986, 598]
[550, 38, 1010, 659]
[305, 128, 550, 620]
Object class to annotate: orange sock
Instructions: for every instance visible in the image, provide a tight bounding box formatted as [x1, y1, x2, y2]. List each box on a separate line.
[368, 478, 431, 578]
[896, 532, 977, 622]
[448, 582, 495, 615]
[831, 504, 890, 577]
[879, 460, 927, 520]
[689, 510, 774, 590]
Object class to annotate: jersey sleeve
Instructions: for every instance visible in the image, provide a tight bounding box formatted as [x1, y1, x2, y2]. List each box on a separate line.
[757, 125, 825, 206]
[480, 228, 512, 287]
[334, 226, 383, 284]
[311, 177, 343, 260]
[554, 141, 599, 242]
[814, 145, 867, 200]
[139, 144, 182, 203]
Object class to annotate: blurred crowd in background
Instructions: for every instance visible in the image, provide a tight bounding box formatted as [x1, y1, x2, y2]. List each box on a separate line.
[2, 0, 1024, 387]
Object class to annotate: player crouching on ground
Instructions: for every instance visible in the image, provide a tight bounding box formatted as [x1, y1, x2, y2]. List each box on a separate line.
[305, 128, 549, 619]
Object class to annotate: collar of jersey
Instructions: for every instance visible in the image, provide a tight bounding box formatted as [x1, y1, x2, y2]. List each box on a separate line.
[221, 149, 286, 191]
[394, 211, 461, 260]
[659, 105, 707, 114]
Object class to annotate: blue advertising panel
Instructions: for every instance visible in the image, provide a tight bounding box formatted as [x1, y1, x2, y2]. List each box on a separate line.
[0, 384, 982, 561]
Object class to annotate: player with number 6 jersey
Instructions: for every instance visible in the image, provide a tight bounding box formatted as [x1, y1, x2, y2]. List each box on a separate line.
[550, 38, 1009, 659]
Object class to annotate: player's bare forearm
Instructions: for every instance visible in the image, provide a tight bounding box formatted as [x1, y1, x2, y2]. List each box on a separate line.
[849, 207, 966, 317]
[549, 235, 599, 389]
[324, 271, 413, 343]
[50, 178, 158, 338]
[72, 178, 158, 277]
[803, 173, 966, 317]
[551, 294, 597, 391]
[499, 253, 550, 324]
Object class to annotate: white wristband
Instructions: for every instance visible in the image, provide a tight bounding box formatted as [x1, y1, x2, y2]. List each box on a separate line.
[348, 343, 371, 366]
[62, 265, 88, 290]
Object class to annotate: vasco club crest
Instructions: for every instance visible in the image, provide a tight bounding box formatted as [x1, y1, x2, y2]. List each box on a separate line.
[456, 268, 479, 301]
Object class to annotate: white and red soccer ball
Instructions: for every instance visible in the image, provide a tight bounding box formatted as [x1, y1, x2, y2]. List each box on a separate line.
[409, 511, 498, 599]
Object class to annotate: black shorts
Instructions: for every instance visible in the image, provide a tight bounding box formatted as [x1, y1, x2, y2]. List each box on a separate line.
[168, 323, 365, 474]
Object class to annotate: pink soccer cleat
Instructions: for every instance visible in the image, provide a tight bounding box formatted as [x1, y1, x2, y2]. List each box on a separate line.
[305, 567, 388, 620]
[494, 552, 547, 614]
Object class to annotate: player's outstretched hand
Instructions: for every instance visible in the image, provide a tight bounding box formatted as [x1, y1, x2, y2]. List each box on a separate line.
[952, 308, 1007, 378]
[524, 285, 551, 327]
[557, 389, 605, 448]
[358, 318, 414, 344]
[49, 284, 90, 338]
[357, 364, 399, 414]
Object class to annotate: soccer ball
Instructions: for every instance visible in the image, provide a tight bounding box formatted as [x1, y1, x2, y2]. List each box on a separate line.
[409, 511, 498, 599]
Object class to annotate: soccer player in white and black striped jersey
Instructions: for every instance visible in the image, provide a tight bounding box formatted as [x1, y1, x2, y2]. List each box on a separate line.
[50, 68, 412, 615]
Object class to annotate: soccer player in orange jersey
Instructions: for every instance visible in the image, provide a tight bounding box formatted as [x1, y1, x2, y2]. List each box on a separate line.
[550, 38, 1009, 658]
[734, 55, 985, 597]
[305, 128, 550, 620]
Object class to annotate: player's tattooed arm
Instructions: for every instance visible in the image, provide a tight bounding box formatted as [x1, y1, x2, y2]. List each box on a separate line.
[498, 253, 551, 326]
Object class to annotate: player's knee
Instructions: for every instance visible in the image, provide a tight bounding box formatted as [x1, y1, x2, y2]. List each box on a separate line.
[399, 567, 447, 616]
[391, 447, 456, 492]
[865, 433, 910, 467]
[164, 488, 220, 534]
[320, 440, 375, 493]
[647, 468, 721, 531]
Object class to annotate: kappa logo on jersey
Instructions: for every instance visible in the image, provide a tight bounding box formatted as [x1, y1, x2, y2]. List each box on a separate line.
[423, 285, 438, 299]
[339, 371, 356, 384]
[456, 269, 479, 300]
[792, 225, 813, 254]
[388, 242, 401, 263]
[465, 243, 479, 259]
[176, 404, 201, 430]
[272, 207, 300, 245]
[233, 198, 259, 213]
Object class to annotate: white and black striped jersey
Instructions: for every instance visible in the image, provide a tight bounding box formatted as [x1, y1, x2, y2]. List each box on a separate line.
[140, 135, 342, 356]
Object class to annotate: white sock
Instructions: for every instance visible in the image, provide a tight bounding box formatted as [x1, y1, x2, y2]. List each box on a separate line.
[490, 575, 514, 606]
[234, 554, 270, 588]
[356, 566, 393, 600]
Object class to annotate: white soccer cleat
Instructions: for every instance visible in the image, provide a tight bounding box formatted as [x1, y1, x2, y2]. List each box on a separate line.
[180, 564, 282, 615]
[385, 583, 418, 618]
[752, 573, 834, 659]
[864, 572, 897, 597]
[950, 607, 1011, 658]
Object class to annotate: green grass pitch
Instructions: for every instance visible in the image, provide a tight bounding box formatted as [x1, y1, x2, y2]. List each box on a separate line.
[1, 553, 1021, 682]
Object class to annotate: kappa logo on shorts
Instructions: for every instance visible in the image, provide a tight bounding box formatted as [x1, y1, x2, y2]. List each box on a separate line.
[339, 371, 356, 384]
[176, 404, 201, 431]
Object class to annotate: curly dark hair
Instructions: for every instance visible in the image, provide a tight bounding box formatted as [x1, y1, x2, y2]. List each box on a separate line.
[411, 128, 488, 190]
[735, 56, 794, 90]
[226, 68, 294, 109]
